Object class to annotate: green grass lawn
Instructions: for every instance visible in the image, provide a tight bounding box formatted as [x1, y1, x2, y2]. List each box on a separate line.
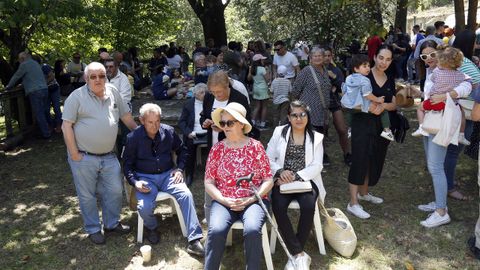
[1, 110, 479, 269]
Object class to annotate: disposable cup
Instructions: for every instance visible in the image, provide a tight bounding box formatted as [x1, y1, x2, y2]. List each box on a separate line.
[140, 245, 152, 263]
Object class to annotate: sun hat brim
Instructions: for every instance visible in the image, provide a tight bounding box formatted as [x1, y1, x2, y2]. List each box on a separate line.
[212, 103, 252, 134]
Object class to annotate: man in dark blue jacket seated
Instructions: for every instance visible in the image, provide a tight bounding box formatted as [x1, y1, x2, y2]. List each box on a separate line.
[123, 103, 204, 256]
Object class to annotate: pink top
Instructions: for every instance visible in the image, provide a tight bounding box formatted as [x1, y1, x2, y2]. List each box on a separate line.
[431, 68, 466, 95]
[205, 138, 272, 199]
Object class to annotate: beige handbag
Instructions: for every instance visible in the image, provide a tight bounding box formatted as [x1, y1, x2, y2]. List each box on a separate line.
[318, 201, 357, 258]
[422, 110, 444, 134]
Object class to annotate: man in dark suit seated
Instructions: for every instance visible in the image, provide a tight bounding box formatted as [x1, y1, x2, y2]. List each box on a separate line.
[178, 83, 208, 186]
[123, 103, 204, 256]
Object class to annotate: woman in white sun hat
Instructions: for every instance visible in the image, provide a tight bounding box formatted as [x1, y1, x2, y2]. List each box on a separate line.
[204, 102, 273, 270]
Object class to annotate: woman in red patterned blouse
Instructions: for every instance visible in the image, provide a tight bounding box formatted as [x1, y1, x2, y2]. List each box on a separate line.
[203, 102, 273, 270]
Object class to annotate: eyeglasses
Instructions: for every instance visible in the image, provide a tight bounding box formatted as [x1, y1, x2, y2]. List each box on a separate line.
[289, 112, 307, 119]
[420, 52, 436, 60]
[89, 74, 106, 81]
[219, 120, 239, 128]
[274, 47, 282, 52]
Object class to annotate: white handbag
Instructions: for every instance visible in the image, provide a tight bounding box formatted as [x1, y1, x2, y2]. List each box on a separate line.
[279, 181, 312, 194]
[422, 110, 443, 134]
[458, 99, 474, 120]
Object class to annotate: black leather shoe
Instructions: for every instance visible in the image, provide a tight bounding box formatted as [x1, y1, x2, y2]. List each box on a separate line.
[104, 223, 131, 235]
[323, 153, 331, 166]
[88, 231, 106, 245]
[146, 228, 160, 244]
[187, 239, 205, 257]
[468, 236, 480, 260]
[344, 153, 352, 166]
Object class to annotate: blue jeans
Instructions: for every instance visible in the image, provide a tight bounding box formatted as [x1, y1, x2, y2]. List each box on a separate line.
[136, 171, 203, 242]
[204, 200, 268, 270]
[29, 88, 51, 138]
[444, 120, 473, 191]
[68, 153, 123, 234]
[47, 85, 62, 127]
[423, 135, 448, 209]
[47, 84, 62, 127]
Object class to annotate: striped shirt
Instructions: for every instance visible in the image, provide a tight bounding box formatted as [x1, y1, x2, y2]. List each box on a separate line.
[271, 77, 292, 105]
[459, 58, 480, 85]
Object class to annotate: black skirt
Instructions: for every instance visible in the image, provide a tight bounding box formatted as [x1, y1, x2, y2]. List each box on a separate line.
[348, 112, 390, 186]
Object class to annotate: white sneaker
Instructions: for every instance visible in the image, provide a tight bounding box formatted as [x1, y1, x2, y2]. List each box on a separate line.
[418, 202, 448, 212]
[357, 193, 384, 204]
[294, 252, 311, 270]
[347, 203, 371, 219]
[347, 128, 351, 138]
[381, 130, 395, 141]
[458, 132, 471, 145]
[418, 202, 436, 212]
[420, 211, 451, 228]
[412, 126, 428, 137]
[284, 258, 295, 270]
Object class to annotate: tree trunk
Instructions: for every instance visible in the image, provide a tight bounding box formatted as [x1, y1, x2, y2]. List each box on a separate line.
[467, 0, 479, 30]
[188, 0, 229, 47]
[394, 0, 408, 32]
[0, 27, 27, 66]
[367, 0, 383, 27]
[199, 8, 228, 47]
[454, 0, 466, 32]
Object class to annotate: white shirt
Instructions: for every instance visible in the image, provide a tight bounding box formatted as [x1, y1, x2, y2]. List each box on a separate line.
[230, 78, 250, 104]
[193, 99, 204, 133]
[296, 44, 309, 60]
[273, 51, 299, 79]
[167, 55, 183, 69]
[109, 70, 132, 109]
[211, 99, 228, 145]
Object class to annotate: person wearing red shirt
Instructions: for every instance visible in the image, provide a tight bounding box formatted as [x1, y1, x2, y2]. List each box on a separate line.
[367, 34, 383, 61]
[204, 102, 273, 270]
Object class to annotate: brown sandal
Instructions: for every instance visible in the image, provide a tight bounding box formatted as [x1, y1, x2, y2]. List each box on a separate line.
[448, 190, 472, 201]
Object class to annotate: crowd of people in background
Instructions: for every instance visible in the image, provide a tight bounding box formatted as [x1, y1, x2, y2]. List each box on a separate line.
[4, 19, 480, 268]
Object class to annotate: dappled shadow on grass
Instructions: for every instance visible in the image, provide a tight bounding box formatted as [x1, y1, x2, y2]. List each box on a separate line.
[1, 108, 480, 269]
[0, 135, 206, 269]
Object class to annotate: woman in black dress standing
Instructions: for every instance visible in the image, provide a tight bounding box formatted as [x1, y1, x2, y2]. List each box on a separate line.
[346, 44, 397, 219]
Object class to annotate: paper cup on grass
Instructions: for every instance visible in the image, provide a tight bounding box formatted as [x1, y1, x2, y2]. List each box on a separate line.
[140, 245, 152, 263]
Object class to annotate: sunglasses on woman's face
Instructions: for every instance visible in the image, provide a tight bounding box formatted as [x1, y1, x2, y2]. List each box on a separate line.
[420, 52, 436, 60]
[289, 112, 307, 119]
[219, 120, 239, 128]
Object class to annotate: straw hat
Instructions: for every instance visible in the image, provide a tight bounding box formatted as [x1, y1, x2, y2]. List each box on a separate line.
[212, 102, 252, 134]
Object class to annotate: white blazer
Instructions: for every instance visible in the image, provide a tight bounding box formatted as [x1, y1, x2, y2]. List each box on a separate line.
[266, 125, 326, 202]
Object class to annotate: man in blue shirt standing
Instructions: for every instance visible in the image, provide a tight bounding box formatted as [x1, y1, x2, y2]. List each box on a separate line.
[5, 52, 51, 139]
[123, 103, 204, 256]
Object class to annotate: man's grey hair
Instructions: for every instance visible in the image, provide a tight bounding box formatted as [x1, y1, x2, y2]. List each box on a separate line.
[193, 83, 207, 94]
[139, 103, 162, 118]
[426, 25, 436, 36]
[193, 53, 205, 63]
[309, 46, 325, 56]
[84, 62, 106, 79]
[18, 52, 31, 62]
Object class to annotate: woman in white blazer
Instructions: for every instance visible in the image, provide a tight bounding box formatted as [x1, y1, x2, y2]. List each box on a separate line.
[266, 100, 325, 270]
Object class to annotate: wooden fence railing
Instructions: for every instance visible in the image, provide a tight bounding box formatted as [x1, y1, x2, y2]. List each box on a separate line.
[0, 86, 34, 150]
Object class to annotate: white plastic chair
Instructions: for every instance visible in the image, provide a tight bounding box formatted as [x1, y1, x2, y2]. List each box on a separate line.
[226, 220, 274, 270]
[269, 199, 326, 255]
[137, 191, 187, 243]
